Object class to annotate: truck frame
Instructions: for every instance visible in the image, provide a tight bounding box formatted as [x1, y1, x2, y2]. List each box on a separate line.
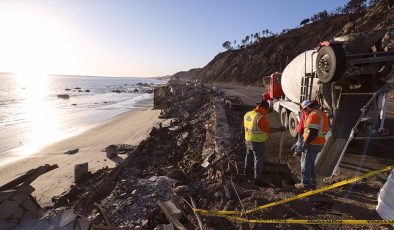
[263, 30, 394, 176]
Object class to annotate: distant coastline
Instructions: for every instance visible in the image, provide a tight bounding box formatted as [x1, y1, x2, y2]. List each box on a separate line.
[0, 74, 162, 164]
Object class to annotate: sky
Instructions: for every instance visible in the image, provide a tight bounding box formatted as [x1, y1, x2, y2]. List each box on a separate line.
[0, 0, 349, 78]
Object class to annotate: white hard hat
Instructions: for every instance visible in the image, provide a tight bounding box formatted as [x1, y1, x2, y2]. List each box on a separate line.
[301, 100, 314, 110]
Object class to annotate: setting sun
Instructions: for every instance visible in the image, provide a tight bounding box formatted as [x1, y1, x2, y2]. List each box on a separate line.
[0, 5, 75, 76]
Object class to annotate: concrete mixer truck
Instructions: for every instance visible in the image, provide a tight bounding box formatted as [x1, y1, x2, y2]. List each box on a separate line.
[263, 30, 394, 176]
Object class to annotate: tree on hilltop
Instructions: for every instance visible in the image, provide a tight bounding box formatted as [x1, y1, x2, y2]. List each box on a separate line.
[311, 10, 328, 22]
[344, 0, 367, 13]
[300, 18, 310, 26]
[241, 39, 246, 46]
[222, 41, 232, 50]
[335, 6, 344, 14]
[245, 35, 250, 44]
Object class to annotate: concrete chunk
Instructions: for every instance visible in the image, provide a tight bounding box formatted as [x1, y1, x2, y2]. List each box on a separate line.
[10, 209, 25, 220]
[59, 209, 77, 227]
[0, 200, 23, 219]
[15, 184, 35, 196]
[75, 217, 90, 230]
[161, 200, 182, 220]
[22, 210, 33, 219]
[74, 163, 89, 184]
[106, 145, 118, 158]
[10, 194, 28, 204]
[0, 220, 17, 230]
[0, 190, 16, 203]
[22, 198, 40, 214]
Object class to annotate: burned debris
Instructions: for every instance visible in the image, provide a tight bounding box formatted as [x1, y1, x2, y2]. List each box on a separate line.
[0, 164, 58, 229]
[0, 82, 391, 230]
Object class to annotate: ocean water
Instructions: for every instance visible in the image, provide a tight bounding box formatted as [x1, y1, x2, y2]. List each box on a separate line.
[0, 73, 162, 164]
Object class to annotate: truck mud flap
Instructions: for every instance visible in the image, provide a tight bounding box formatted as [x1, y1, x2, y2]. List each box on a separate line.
[315, 94, 372, 177]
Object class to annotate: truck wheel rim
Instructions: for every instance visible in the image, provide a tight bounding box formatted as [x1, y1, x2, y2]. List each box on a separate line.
[318, 54, 331, 74]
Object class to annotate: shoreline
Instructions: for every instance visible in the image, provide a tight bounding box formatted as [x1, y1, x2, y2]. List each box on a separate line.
[0, 94, 153, 168]
[0, 99, 161, 206]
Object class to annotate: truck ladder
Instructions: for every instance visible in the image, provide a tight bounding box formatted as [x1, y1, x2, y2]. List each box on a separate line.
[299, 51, 318, 103]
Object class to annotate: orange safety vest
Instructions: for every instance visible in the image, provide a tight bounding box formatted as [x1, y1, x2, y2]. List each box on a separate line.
[303, 110, 329, 145]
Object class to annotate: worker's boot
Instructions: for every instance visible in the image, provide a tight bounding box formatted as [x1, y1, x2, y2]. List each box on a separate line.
[294, 183, 306, 190]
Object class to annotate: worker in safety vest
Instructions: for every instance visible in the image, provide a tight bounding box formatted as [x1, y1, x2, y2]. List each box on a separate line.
[243, 100, 271, 186]
[291, 107, 308, 157]
[295, 100, 329, 190]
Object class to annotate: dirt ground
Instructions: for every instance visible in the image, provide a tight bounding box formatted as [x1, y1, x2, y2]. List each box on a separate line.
[18, 84, 394, 230]
[133, 84, 394, 229]
[209, 83, 394, 229]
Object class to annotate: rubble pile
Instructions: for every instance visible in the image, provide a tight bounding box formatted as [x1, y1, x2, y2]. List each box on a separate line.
[0, 185, 42, 229]
[94, 175, 175, 228]
[0, 164, 58, 230]
[3, 84, 391, 229]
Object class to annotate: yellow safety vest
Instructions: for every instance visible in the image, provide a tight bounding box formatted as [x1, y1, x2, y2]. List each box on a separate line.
[244, 111, 269, 142]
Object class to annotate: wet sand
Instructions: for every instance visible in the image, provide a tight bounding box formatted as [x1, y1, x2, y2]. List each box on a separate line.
[0, 100, 161, 206]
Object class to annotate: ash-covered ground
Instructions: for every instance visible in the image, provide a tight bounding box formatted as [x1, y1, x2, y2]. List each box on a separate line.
[18, 84, 394, 230]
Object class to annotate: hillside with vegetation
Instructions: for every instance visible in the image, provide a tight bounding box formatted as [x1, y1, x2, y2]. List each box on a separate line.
[168, 68, 201, 84]
[197, 0, 394, 85]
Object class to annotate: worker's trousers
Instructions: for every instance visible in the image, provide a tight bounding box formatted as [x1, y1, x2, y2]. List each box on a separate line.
[301, 144, 323, 188]
[244, 141, 266, 179]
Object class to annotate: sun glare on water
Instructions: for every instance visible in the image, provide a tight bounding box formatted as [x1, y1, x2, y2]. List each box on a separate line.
[0, 6, 77, 156]
[15, 72, 59, 156]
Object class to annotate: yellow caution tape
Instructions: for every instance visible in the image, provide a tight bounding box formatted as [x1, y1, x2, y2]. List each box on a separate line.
[193, 165, 394, 216]
[214, 215, 394, 225]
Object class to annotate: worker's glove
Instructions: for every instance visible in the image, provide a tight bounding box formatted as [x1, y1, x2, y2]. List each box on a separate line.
[301, 142, 309, 152]
[295, 145, 303, 154]
[290, 143, 297, 151]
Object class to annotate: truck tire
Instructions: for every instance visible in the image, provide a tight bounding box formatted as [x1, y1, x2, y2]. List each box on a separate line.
[316, 45, 346, 83]
[280, 107, 288, 128]
[288, 112, 298, 137]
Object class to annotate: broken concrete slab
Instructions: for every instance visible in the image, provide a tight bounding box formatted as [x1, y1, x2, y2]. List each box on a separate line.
[213, 96, 234, 154]
[0, 164, 58, 191]
[15, 185, 35, 196]
[157, 200, 186, 230]
[0, 220, 17, 230]
[10, 209, 25, 220]
[22, 198, 40, 217]
[0, 190, 15, 203]
[59, 209, 78, 227]
[0, 200, 23, 219]
[9, 193, 28, 204]
[75, 217, 90, 230]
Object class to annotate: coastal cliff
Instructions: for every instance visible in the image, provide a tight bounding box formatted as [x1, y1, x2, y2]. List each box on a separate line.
[196, 0, 393, 85]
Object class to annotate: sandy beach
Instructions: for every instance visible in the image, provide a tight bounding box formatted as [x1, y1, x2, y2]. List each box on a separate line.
[0, 100, 161, 206]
